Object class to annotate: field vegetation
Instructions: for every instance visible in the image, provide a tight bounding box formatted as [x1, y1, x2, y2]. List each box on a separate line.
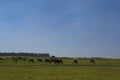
[0, 56, 120, 80]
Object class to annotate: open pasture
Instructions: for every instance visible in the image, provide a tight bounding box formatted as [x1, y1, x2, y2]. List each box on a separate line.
[0, 57, 120, 80]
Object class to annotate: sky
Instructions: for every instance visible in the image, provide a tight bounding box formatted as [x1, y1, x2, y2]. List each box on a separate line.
[0, 0, 120, 58]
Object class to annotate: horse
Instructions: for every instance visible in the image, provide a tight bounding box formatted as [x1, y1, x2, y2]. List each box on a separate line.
[11, 57, 18, 63]
[74, 59, 78, 64]
[22, 58, 27, 62]
[37, 59, 43, 63]
[29, 59, 34, 63]
[44, 59, 51, 64]
[51, 59, 63, 64]
[59, 59, 63, 64]
[90, 59, 95, 64]
[44, 59, 63, 64]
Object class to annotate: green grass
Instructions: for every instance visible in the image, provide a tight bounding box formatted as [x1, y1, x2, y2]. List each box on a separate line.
[0, 65, 120, 80]
[0, 58, 120, 80]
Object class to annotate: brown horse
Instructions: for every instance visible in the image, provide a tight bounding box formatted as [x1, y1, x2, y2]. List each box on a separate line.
[37, 59, 43, 63]
[90, 59, 95, 64]
[44, 59, 63, 64]
[29, 59, 34, 63]
[44, 59, 51, 64]
[74, 60, 78, 64]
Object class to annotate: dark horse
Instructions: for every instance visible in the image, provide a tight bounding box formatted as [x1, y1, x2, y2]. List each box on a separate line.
[74, 59, 78, 64]
[90, 59, 95, 64]
[59, 59, 63, 64]
[44, 59, 51, 63]
[22, 58, 27, 62]
[29, 59, 34, 63]
[44, 59, 63, 64]
[37, 59, 43, 63]
[11, 57, 18, 63]
[51, 59, 63, 64]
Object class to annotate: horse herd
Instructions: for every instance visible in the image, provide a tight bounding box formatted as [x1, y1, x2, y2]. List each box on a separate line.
[10, 57, 96, 64]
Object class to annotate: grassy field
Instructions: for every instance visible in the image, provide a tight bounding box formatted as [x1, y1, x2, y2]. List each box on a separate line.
[0, 58, 120, 80]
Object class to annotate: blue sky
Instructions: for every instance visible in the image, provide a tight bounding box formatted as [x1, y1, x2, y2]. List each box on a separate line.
[0, 0, 120, 58]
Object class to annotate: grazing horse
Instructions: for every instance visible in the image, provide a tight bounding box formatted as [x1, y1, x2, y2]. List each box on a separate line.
[22, 58, 27, 62]
[29, 59, 34, 63]
[90, 59, 95, 64]
[51, 59, 63, 64]
[74, 60, 78, 64]
[11, 57, 18, 63]
[44, 59, 63, 64]
[20, 58, 27, 62]
[37, 59, 43, 63]
[0, 58, 4, 60]
[59, 59, 63, 64]
[44, 59, 51, 64]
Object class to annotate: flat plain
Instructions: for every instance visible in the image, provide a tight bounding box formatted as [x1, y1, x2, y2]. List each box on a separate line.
[0, 58, 120, 80]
